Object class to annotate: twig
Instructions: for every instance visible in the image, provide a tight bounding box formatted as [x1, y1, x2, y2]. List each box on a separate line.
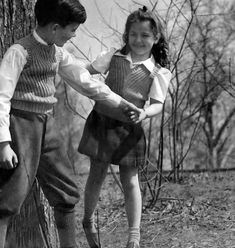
[109, 164, 124, 193]
[96, 209, 101, 247]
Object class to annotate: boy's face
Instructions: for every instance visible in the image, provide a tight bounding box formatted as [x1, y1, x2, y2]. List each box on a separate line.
[53, 23, 80, 47]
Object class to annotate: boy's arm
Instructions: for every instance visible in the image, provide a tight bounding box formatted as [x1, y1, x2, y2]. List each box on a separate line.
[58, 48, 141, 113]
[0, 45, 27, 142]
[0, 45, 25, 168]
[0, 142, 18, 169]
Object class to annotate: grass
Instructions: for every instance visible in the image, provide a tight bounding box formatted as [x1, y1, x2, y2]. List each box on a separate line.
[5, 170, 235, 248]
[76, 170, 235, 248]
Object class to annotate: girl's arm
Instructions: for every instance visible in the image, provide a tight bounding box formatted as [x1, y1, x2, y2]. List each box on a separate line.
[144, 98, 163, 118]
[85, 63, 100, 75]
[80, 48, 117, 75]
[90, 48, 116, 74]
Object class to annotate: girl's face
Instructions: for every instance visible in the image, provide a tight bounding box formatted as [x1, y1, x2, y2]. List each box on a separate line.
[128, 20, 156, 62]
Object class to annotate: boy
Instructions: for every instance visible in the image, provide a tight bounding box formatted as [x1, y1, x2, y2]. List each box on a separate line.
[0, 0, 140, 247]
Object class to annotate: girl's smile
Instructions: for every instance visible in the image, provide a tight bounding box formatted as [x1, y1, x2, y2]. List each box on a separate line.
[128, 21, 156, 62]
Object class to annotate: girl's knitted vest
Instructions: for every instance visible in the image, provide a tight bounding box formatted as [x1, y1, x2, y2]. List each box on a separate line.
[105, 55, 153, 108]
[11, 34, 62, 113]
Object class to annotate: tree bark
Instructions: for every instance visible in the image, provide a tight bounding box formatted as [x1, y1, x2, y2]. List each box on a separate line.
[0, 0, 36, 56]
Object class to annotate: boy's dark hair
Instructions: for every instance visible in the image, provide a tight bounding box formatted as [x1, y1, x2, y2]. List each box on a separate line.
[120, 6, 169, 68]
[35, 0, 86, 27]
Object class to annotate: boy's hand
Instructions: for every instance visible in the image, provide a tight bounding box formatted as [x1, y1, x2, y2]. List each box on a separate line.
[128, 109, 147, 124]
[0, 142, 18, 169]
[120, 99, 141, 116]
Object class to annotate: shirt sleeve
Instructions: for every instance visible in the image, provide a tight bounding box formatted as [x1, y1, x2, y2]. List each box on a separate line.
[58, 47, 122, 107]
[91, 47, 116, 73]
[0, 44, 27, 142]
[149, 67, 172, 103]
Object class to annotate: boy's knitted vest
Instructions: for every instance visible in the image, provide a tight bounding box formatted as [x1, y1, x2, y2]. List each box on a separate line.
[105, 55, 153, 108]
[11, 34, 62, 113]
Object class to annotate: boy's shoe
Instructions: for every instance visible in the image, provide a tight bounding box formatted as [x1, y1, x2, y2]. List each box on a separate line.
[126, 241, 140, 248]
[82, 223, 101, 248]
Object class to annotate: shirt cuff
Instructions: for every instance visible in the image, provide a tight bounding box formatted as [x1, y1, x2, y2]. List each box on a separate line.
[0, 126, 11, 143]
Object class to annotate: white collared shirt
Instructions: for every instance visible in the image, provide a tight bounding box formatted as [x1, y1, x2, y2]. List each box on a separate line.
[0, 31, 122, 142]
[91, 49, 172, 103]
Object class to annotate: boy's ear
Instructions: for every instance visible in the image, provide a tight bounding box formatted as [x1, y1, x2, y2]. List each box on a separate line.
[51, 23, 60, 33]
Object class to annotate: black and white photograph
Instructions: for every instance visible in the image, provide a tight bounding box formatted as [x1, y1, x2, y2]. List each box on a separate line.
[0, 0, 234, 247]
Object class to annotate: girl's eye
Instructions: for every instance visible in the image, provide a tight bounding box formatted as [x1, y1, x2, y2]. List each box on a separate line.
[142, 33, 151, 38]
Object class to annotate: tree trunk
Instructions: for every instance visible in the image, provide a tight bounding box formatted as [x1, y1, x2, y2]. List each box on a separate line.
[0, 0, 36, 56]
[0, 1, 59, 247]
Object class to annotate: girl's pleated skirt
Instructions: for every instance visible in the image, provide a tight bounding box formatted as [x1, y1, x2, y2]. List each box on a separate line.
[78, 110, 146, 167]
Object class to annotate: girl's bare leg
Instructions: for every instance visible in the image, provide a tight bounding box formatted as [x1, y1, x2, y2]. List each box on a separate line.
[83, 159, 109, 248]
[120, 166, 141, 247]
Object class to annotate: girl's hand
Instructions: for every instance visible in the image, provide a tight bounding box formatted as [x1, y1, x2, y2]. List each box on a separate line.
[0, 142, 18, 169]
[128, 109, 147, 124]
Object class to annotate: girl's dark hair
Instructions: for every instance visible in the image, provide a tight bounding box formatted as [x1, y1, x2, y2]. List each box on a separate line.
[35, 0, 87, 27]
[120, 6, 169, 68]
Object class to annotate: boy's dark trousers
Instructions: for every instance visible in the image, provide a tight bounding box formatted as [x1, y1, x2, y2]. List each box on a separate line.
[0, 109, 79, 248]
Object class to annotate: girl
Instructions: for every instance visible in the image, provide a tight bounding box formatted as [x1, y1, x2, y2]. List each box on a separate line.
[78, 6, 171, 248]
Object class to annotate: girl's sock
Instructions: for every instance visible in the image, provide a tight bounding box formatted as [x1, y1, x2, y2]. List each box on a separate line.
[128, 227, 140, 245]
[82, 215, 97, 233]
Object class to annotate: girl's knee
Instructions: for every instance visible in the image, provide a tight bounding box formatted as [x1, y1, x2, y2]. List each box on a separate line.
[89, 160, 109, 181]
[120, 175, 139, 192]
[120, 166, 139, 185]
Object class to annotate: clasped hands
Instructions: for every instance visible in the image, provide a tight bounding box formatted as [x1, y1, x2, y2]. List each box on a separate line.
[123, 103, 147, 124]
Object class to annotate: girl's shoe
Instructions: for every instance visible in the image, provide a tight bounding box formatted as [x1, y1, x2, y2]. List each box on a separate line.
[82, 223, 101, 248]
[126, 241, 140, 248]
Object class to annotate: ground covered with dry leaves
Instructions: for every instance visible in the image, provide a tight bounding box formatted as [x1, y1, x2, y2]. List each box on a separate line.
[75, 170, 235, 248]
